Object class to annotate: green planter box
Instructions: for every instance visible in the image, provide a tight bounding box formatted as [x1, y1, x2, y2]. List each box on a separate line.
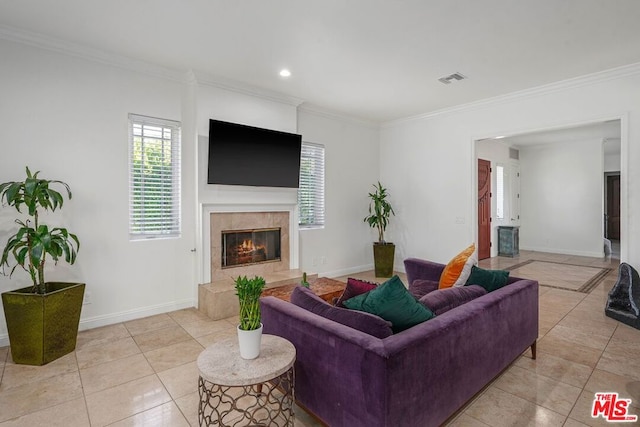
[2, 282, 85, 365]
[373, 243, 395, 278]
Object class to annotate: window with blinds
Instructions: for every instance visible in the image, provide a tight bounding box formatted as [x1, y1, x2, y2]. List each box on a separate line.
[298, 142, 325, 228]
[128, 114, 181, 240]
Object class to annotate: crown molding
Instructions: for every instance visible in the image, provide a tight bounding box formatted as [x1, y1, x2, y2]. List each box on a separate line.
[297, 103, 380, 129]
[5, 23, 639, 127]
[0, 24, 310, 107]
[383, 62, 640, 128]
[193, 70, 305, 108]
[0, 25, 186, 83]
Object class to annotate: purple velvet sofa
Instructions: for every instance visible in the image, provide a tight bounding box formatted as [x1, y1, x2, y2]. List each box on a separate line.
[261, 258, 539, 427]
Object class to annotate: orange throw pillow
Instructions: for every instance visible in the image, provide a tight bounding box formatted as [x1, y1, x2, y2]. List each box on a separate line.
[439, 244, 477, 289]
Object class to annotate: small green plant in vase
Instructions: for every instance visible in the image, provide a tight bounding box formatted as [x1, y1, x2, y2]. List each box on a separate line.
[235, 275, 266, 359]
[235, 275, 266, 330]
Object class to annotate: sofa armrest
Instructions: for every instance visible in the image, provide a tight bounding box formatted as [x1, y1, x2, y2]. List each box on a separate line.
[404, 258, 445, 286]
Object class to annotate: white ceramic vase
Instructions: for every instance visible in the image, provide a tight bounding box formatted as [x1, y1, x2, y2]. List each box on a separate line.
[237, 323, 263, 359]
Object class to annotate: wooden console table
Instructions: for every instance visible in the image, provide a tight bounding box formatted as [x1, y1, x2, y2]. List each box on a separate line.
[261, 277, 345, 303]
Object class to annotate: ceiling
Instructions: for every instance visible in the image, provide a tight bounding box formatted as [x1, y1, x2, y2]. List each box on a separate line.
[1, 1, 640, 122]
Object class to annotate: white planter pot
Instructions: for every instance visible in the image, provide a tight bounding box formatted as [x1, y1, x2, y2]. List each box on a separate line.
[237, 323, 263, 359]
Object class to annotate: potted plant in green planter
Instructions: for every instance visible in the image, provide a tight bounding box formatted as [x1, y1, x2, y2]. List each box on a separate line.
[364, 182, 396, 277]
[0, 167, 84, 365]
[235, 275, 266, 359]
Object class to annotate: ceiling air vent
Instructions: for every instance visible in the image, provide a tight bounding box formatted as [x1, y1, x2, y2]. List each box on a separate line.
[438, 72, 467, 85]
[509, 148, 520, 160]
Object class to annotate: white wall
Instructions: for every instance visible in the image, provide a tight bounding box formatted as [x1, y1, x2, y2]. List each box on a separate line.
[296, 109, 380, 276]
[379, 116, 477, 265]
[605, 153, 621, 172]
[604, 138, 622, 172]
[380, 66, 638, 267]
[0, 39, 197, 344]
[519, 140, 603, 256]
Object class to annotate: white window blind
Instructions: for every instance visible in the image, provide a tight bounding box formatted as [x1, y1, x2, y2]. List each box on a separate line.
[298, 142, 325, 228]
[128, 114, 181, 240]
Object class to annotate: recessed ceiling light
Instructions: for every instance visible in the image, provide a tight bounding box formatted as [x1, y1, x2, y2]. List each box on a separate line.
[494, 135, 506, 139]
[279, 69, 291, 78]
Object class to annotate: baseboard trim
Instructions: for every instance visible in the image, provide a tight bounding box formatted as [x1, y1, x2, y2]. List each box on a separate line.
[519, 246, 604, 258]
[323, 262, 408, 279]
[78, 298, 196, 331]
[0, 298, 196, 348]
[324, 264, 374, 278]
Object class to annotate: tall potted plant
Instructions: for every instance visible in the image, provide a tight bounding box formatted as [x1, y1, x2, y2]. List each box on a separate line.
[0, 167, 84, 365]
[235, 275, 266, 359]
[364, 182, 396, 277]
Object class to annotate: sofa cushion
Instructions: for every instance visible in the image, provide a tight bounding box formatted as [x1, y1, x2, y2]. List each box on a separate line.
[465, 265, 510, 292]
[409, 279, 440, 299]
[335, 277, 378, 307]
[343, 275, 434, 332]
[439, 243, 477, 289]
[419, 285, 487, 315]
[290, 286, 393, 339]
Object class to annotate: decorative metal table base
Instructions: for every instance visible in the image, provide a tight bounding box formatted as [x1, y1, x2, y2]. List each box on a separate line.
[198, 368, 294, 426]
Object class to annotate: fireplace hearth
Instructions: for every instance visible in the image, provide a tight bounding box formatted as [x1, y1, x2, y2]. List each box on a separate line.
[222, 227, 281, 269]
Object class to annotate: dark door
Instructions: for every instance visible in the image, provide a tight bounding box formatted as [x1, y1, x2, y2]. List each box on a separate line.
[478, 159, 491, 260]
[607, 174, 620, 240]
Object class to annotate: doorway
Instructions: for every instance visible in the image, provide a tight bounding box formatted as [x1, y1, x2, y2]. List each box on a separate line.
[475, 119, 623, 259]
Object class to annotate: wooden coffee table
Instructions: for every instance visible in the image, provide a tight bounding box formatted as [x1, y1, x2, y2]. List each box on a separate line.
[261, 277, 346, 303]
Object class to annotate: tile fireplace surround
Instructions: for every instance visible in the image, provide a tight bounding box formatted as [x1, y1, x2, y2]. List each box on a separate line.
[198, 210, 303, 320]
[210, 211, 290, 282]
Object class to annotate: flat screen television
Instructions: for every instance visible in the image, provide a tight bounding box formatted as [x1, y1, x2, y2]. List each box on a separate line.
[207, 119, 302, 188]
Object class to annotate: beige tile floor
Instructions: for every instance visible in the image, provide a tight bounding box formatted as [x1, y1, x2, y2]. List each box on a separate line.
[0, 250, 638, 426]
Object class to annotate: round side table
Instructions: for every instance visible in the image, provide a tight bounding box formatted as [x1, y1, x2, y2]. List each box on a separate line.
[197, 334, 296, 427]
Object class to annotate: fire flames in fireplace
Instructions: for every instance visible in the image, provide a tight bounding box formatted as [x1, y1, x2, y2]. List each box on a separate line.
[238, 239, 265, 257]
[222, 228, 281, 268]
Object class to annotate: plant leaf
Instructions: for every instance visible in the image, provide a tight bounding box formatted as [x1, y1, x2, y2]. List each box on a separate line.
[0, 168, 80, 286]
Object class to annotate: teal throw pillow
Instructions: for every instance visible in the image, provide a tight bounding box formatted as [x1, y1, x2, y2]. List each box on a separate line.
[465, 265, 509, 292]
[342, 275, 434, 332]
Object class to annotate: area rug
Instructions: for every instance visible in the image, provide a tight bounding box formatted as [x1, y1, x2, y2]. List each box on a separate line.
[505, 260, 612, 293]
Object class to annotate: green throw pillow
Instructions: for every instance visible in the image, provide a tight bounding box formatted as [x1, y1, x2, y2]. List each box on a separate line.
[342, 275, 434, 332]
[465, 265, 509, 292]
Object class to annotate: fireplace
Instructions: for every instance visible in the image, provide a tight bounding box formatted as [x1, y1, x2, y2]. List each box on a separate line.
[222, 227, 281, 268]
[208, 210, 291, 282]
